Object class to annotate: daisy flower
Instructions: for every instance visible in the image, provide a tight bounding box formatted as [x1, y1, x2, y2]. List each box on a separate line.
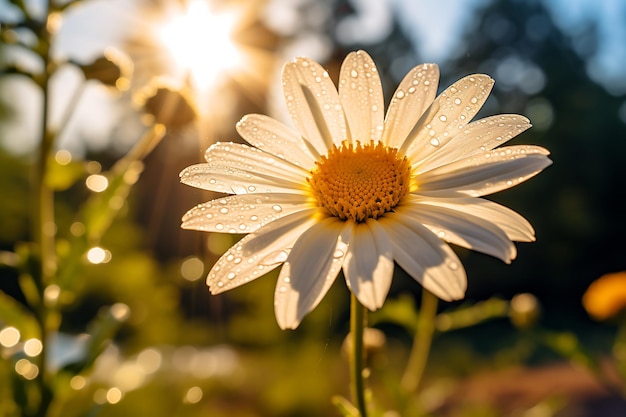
[180, 50, 551, 329]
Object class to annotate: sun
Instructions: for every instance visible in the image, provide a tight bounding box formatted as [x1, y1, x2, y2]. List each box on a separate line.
[158, 0, 242, 90]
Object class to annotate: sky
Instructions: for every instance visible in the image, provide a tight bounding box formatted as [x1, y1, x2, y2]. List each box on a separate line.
[1, 0, 625, 155]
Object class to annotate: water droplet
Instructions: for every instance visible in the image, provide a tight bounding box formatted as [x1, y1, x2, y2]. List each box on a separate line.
[396, 90, 405, 99]
[350, 69, 358, 78]
[454, 98, 462, 105]
[429, 129, 436, 136]
[248, 185, 256, 192]
[439, 115, 447, 122]
[470, 97, 478, 104]
[333, 249, 344, 258]
[272, 205, 282, 212]
[219, 207, 229, 214]
[234, 257, 242, 264]
[239, 224, 247, 230]
[227, 272, 236, 280]
[283, 277, 291, 283]
[408, 86, 416, 94]
[430, 138, 440, 147]
[215, 223, 224, 230]
[279, 285, 287, 293]
[250, 215, 258, 221]
[437, 230, 446, 238]
[424, 80, 430, 86]
[448, 261, 459, 270]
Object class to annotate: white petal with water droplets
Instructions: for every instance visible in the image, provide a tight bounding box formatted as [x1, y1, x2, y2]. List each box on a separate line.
[382, 63, 440, 149]
[282, 58, 348, 154]
[180, 164, 304, 194]
[416, 114, 532, 174]
[236, 114, 317, 168]
[399, 204, 516, 263]
[379, 215, 466, 301]
[417, 146, 552, 197]
[402, 74, 495, 162]
[207, 209, 319, 294]
[274, 218, 351, 329]
[339, 51, 384, 144]
[182, 193, 314, 234]
[204, 142, 309, 183]
[343, 220, 394, 310]
[407, 195, 535, 242]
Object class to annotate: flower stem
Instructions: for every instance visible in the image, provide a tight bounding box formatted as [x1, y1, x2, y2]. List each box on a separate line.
[350, 293, 368, 417]
[401, 289, 438, 393]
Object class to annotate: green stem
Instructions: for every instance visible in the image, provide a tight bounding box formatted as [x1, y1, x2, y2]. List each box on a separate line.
[401, 289, 438, 393]
[30, 2, 56, 416]
[350, 293, 368, 417]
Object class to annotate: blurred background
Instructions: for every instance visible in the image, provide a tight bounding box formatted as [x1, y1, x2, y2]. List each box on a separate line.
[1, 0, 626, 416]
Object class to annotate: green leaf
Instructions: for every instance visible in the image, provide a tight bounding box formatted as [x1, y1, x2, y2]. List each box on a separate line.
[0, 290, 39, 339]
[331, 395, 360, 417]
[44, 157, 86, 191]
[62, 303, 129, 374]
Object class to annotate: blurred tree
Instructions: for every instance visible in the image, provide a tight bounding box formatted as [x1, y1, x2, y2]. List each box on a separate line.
[448, 0, 626, 319]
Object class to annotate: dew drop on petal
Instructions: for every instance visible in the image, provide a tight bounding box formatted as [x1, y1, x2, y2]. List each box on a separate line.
[396, 90, 405, 99]
[439, 115, 447, 122]
[454, 98, 462, 105]
[350, 69, 358, 78]
[430, 138, 440, 147]
[272, 205, 282, 212]
[227, 272, 236, 280]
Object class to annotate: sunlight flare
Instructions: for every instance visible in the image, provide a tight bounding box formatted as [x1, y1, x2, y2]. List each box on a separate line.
[158, 0, 241, 89]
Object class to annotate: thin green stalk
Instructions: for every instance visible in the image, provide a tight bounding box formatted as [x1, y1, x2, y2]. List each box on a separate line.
[401, 289, 438, 393]
[350, 293, 368, 417]
[30, 2, 57, 416]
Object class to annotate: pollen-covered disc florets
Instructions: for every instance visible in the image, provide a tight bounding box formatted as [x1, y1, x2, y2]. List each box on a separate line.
[307, 141, 412, 222]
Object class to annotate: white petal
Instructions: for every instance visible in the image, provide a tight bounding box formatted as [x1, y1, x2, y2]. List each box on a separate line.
[417, 145, 552, 197]
[406, 195, 535, 242]
[382, 63, 440, 149]
[398, 204, 516, 263]
[180, 163, 302, 194]
[343, 220, 394, 310]
[236, 114, 317, 169]
[204, 142, 308, 183]
[378, 215, 467, 301]
[282, 57, 348, 154]
[338, 51, 384, 144]
[402, 74, 495, 162]
[274, 218, 351, 329]
[416, 114, 532, 174]
[182, 193, 313, 234]
[207, 209, 319, 294]
[180, 143, 310, 194]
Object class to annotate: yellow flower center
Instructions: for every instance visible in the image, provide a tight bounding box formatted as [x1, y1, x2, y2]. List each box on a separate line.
[307, 141, 412, 222]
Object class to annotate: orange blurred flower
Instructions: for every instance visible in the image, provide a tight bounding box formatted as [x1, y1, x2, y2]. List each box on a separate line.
[583, 271, 626, 321]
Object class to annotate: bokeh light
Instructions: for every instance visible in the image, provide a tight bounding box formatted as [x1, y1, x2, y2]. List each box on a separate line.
[0, 327, 20, 348]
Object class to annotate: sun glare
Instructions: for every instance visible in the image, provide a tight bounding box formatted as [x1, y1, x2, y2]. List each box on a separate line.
[158, 0, 241, 89]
